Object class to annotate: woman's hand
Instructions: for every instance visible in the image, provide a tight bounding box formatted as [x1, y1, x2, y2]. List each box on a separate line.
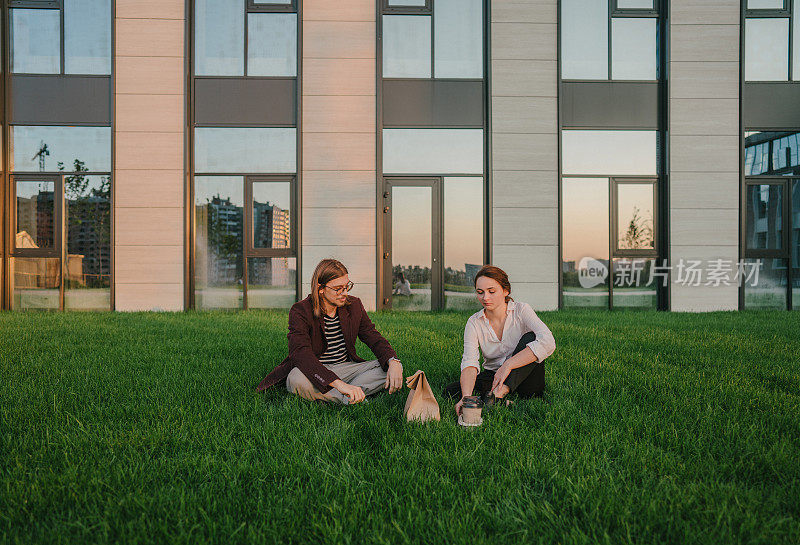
[331, 380, 365, 404]
[490, 364, 512, 396]
[455, 397, 465, 416]
[384, 358, 403, 394]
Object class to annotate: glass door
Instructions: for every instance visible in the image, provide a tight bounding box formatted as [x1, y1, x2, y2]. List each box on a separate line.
[383, 178, 442, 310]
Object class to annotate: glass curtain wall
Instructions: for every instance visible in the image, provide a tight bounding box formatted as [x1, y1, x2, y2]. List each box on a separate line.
[380, 0, 486, 311]
[743, 0, 799, 81]
[742, 131, 800, 309]
[191, 0, 299, 310]
[6, 0, 112, 311]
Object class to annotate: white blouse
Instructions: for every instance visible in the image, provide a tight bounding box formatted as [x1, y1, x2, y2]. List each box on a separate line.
[460, 300, 556, 372]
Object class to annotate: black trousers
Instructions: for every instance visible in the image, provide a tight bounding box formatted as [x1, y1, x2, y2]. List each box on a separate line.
[443, 332, 544, 400]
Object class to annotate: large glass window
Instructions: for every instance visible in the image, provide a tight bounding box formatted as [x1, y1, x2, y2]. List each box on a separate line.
[561, 0, 659, 81]
[744, 1, 799, 81]
[10, 1, 111, 75]
[11, 126, 112, 173]
[443, 177, 483, 311]
[247, 13, 297, 76]
[382, 15, 431, 78]
[561, 130, 658, 176]
[382, 129, 483, 174]
[194, 128, 296, 174]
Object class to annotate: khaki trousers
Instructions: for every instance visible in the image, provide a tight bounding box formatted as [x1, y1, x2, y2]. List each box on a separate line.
[286, 359, 387, 404]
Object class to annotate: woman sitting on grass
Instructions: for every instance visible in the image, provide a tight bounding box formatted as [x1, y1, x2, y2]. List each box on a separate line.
[443, 265, 556, 415]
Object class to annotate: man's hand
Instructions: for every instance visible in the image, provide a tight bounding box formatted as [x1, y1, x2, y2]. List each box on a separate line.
[331, 380, 365, 404]
[490, 363, 512, 396]
[384, 358, 403, 394]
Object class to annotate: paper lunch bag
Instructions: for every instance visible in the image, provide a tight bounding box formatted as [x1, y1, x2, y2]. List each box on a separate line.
[404, 370, 441, 422]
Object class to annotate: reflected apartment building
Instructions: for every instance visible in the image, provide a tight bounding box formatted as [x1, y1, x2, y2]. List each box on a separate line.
[1, 0, 798, 312]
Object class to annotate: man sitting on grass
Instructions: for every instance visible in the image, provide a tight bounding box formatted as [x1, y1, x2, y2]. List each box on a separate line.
[256, 258, 404, 404]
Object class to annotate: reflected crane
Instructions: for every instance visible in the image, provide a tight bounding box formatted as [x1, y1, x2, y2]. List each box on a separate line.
[32, 141, 49, 172]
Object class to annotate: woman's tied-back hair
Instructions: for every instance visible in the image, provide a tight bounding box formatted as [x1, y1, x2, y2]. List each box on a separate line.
[311, 258, 350, 317]
[474, 265, 513, 303]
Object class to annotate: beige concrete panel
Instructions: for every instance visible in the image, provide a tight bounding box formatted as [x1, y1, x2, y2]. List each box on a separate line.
[116, 56, 184, 95]
[115, 0, 184, 20]
[303, 207, 375, 246]
[301, 245, 376, 285]
[116, 94, 183, 133]
[492, 170, 557, 209]
[115, 283, 183, 312]
[116, 19, 183, 57]
[505, 282, 558, 311]
[491, 60, 557, 97]
[303, 21, 375, 59]
[115, 132, 183, 170]
[670, 283, 739, 312]
[303, 0, 374, 22]
[670, 136, 739, 172]
[115, 245, 183, 284]
[491, 23, 556, 61]
[669, 172, 739, 210]
[114, 170, 183, 208]
[303, 171, 375, 209]
[115, 207, 183, 246]
[671, 0, 740, 26]
[670, 208, 738, 246]
[670, 244, 739, 264]
[303, 133, 375, 171]
[300, 283, 377, 310]
[492, 244, 558, 284]
[670, 98, 739, 136]
[492, 133, 558, 171]
[670, 62, 739, 99]
[302, 59, 375, 96]
[492, 97, 557, 134]
[492, 207, 557, 246]
[671, 25, 739, 62]
[303, 95, 375, 133]
[492, 0, 557, 24]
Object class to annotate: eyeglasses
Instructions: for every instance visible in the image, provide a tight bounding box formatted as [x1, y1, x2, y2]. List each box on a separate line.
[323, 281, 354, 295]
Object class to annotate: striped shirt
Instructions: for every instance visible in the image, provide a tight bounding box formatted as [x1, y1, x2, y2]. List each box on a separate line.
[319, 313, 349, 365]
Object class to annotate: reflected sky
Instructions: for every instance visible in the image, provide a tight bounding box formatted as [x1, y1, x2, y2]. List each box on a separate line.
[444, 177, 483, 271]
[12, 126, 111, 172]
[195, 176, 244, 207]
[562, 130, 657, 176]
[389, 0, 427, 5]
[617, 0, 654, 7]
[383, 129, 483, 174]
[617, 183, 654, 250]
[745, 18, 789, 81]
[65, 0, 111, 75]
[434, 0, 482, 78]
[194, 128, 296, 173]
[562, 177, 609, 263]
[247, 13, 296, 76]
[561, 0, 608, 79]
[195, 0, 244, 76]
[383, 15, 431, 78]
[11, 9, 60, 74]
[747, 0, 785, 7]
[392, 186, 432, 269]
[611, 18, 656, 80]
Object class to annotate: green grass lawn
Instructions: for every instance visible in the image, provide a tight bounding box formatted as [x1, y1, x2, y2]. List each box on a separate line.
[2, 310, 799, 544]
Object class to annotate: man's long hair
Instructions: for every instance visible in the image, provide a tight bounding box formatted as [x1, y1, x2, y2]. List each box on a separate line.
[310, 258, 350, 317]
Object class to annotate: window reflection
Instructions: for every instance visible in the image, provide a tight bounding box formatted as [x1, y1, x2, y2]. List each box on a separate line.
[794, 0, 800, 80]
[743, 258, 787, 309]
[247, 13, 297, 76]
[383, 129, 483, 174]
[793, 181, 800, 309]
[388, 0, 427, 5]
[194, 176, 244, 309]
[12, 257, 61, 310]
[12, 126, 111, 173]
[434, 0, 482, 78]
[744, 131, 800, 176]
[16, 180, 56, 250]
[746, 184, 784, 251]
[612, 258, 657, 309]
[617, 183, 654, 250]
[252, 181, 291, 249]
[65, 175, 111, 310]
[561, 0, 608, 79]
[444, 177, 482, 310]
[747, 0, 785, 8]
[194, 128, 296, 173]
[745, 18, 789, 81]
[611, 18, 656, 80]
[562, 130, 657, 175]
[65, 0, 111, 75]
[562, 178, 610, 308]
[11, 8, 60, 74]
[382, 15, 431, 78]
[617, 0, 654, 7]
[392, 186, 432, 311]
[247, 257, 296, 309]
[195, 0, 244, 76]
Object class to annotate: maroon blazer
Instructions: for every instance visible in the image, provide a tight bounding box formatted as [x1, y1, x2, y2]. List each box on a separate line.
[256, 295, 397, 394]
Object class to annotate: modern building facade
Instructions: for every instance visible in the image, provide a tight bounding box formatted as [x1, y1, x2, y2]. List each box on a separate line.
[1, 0, 798, 312]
